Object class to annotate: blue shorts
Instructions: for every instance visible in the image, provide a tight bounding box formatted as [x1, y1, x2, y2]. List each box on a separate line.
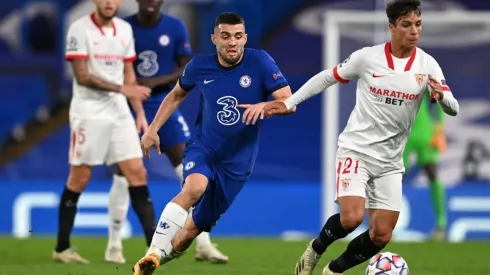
[144, 105, 190, 150]
[182, 143, 246, 232]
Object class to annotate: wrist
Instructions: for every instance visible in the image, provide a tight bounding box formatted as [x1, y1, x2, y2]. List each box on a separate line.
[284, 98, 295, 110]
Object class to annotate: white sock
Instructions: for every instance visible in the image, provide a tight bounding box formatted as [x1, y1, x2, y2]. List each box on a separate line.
[147, 202, 188, 261]
[174, 163, 212, 247]
[107, 174, 130, 249]
[174, 163, 184, 182]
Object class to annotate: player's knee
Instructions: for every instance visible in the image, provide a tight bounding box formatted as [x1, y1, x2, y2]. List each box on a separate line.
[181, 174, 208, 203]
[340, 210, 364, 230]
[67, 165, 91, 192]
[369, 226, 393, 247]
[119, 159, 147, 186]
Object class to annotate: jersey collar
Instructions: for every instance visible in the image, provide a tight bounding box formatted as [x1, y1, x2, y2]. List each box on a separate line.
[384, 42, 416, 71]
[90, 12, 116, 36]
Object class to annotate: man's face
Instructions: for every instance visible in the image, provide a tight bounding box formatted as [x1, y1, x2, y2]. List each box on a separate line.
[211, 23, 247, 65]
[390, 11, 422, 48]
[93, 0, 122, 20]
[137, 0, 163, 15]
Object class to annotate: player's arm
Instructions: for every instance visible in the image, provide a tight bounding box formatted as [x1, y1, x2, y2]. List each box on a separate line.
[427, 57, 459, 116]
[124, 61, 144, 114]
[147, 82, 188, 132]
[271, 86, 295, 113]
[66, 23, 149, 99]
[281, 50, 363, 111]
[147, 58, 195, 133]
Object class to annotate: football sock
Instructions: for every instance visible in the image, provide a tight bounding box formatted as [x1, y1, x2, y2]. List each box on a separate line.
[147, 202, 188, 262]
[329, 230, 385, 273]
[174, 163, 213, 247]
[430, 179, 447, 229]
[129, 185, 156, 247]
[55, 186, 81, 252]
[174, 163, 184, 184]
[107, 174, 130, 249]
[312, 213, 354, 255]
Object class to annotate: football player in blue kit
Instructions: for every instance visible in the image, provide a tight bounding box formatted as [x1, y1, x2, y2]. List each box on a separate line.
[132, 12, 295, 274]
[105, 0, 227, 264]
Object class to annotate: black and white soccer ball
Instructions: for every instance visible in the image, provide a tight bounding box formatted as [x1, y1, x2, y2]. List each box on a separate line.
[366, 252, 409, 275]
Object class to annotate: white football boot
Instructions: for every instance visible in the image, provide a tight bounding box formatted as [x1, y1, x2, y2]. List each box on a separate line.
[105, 246, 126, 264]
[295, 240, 321, 275]
[195, 243, 229, 263]
[322, 263, 343, 275]
[52, 247, 90, 264]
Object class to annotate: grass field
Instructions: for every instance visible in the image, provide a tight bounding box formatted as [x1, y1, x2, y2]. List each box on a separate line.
[0, 237, 489, 275]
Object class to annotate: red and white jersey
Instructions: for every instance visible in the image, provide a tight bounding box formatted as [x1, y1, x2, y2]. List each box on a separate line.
[334, 42, 452, 166]
[65, 13, 136, 119]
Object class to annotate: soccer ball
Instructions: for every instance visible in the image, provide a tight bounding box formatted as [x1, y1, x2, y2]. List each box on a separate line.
[365, 252, 409, 275]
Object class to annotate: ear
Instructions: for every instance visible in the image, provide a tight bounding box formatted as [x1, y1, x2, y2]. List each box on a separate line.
[388, 23, 396, 34]
[243, 33, 248, 46]
[211, 34, 216, 45]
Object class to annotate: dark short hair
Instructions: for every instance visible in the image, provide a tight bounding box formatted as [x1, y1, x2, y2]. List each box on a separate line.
[386, 0, 421, 25]
[214, 12, 245, 28]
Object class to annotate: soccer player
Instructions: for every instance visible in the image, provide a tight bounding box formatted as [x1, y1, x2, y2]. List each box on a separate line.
[261, 0, 459, 274]
[104, 0, 228, 264]
[131, 12, 294, 275]
[53, 0, 156, 264]
[403, 92, 448, 241]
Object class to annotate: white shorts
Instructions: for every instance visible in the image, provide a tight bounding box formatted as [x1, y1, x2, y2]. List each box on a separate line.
[334, 147, 403, 211]
[68, 117, 143, 166]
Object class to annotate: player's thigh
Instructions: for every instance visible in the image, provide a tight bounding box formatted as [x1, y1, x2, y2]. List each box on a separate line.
[69, 117, 111, 166]
[158, 110, 190, 150]
[107, 117, 143, 165]
[366, 172, 403, 212]
[182, 145, 214, 197]
[191, 173, 244, 233]
[335, 149, 371, 228]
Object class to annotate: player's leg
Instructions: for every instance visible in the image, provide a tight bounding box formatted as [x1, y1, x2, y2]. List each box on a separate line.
[105, 164, 129, 263]
[323, 172, 402, 275]
[418, 146, 447, 240]
[53, 118, 110, 263]
[109, 118, 156, 248]
[132, 172, 210, 275]
[296, 151, 369, 275]
[160, 112, 228, 263]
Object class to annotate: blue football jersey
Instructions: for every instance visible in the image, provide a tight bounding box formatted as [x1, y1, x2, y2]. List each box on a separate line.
[179, 48, 288, 180]
[124, 14, 192, 105]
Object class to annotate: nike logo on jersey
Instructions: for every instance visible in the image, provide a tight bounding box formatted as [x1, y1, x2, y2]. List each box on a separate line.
[204, 79, 214, 84]
[372, 73, 384, 78]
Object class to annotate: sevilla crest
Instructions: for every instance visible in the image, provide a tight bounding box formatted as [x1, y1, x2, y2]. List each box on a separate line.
[415, 73, 425, 86]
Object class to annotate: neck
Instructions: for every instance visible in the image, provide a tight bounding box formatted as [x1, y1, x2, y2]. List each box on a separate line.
[137, 12, 161, 27]
[94, 11, 112, 27]
[390, 40, 414, 58]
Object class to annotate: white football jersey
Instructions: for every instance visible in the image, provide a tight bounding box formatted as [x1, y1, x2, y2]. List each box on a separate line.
[334, 42, 452, 166]
[65, 13, 136, 119]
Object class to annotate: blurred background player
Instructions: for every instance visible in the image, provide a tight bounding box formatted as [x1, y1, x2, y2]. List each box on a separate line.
[403, 91, 447, 241]
[53, 0, 156, 264]
[105, 0, 228, 264]
[132, 12, 294, 275]
[261, 0, 459, 274]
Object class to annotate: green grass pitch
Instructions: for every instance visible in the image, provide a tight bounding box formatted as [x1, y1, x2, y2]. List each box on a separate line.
[0, 237, 488, 274]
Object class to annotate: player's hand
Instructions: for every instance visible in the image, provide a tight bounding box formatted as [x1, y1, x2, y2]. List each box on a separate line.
[141, 129, 160, 159]
[120, 85, 151, 101]
[135, 114, 148, 135]
[428, 74, 444, 103]
[237, 102, 267, 125]
[430, 124, 447, 152]
[263, 101, 289, 117]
